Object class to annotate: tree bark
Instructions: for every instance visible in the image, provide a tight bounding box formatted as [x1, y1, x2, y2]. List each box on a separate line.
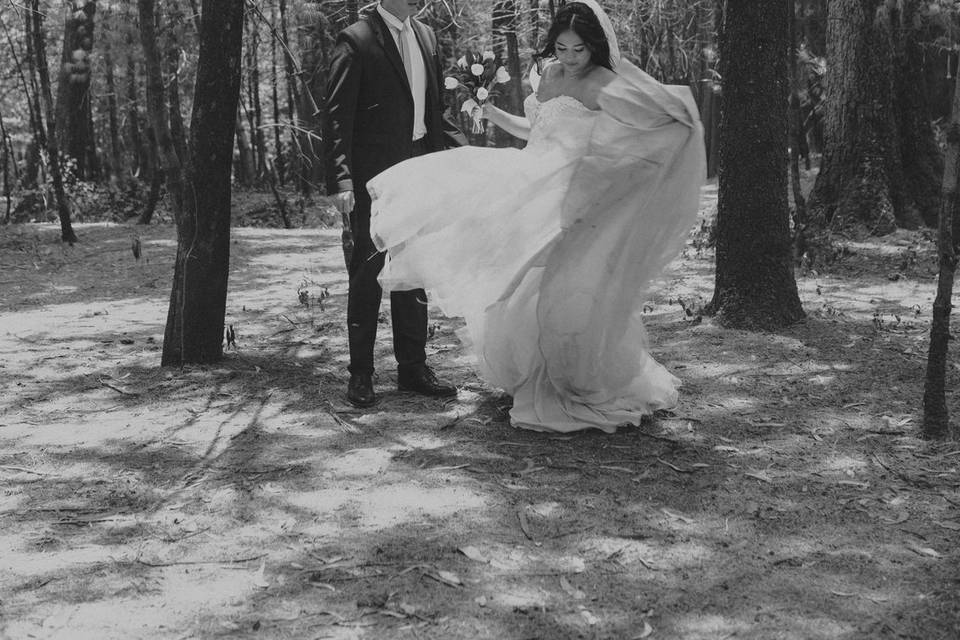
[807, 0, 939, 233]
[138, 0, 183, 225]
[706, 0, 803, 328]
[31, 0, 77, 244]
[922, 70, 960, 440]
[55, 0, 99, 181]
[161, 0, 244, 366]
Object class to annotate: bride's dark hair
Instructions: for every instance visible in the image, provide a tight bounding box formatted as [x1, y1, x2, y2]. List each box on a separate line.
[535, 2, 613, 71]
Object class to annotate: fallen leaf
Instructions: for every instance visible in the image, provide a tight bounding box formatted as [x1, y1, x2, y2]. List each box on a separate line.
[459, 545, 487, 563]
[744, 470, 773, 483]
[559, 576, 585, 600]
[661, 508, 694, 524]
[907, 544, 942, 559]
[632, 619, 654, 639]
[935, 520, 960, 531]
[252, 559, 270, 588]
[429, 569, 464, 587]
[578, 606, 598, 625]
[599, 465, 634, 473]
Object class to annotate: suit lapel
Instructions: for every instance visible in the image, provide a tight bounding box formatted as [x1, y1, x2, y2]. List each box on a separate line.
[368, 11, 411, 95]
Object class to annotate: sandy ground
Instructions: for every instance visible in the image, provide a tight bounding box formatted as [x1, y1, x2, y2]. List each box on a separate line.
[1, 183, 959, 639]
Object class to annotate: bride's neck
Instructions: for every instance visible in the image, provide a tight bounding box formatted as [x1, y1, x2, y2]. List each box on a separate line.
[563, 64, 595, 81]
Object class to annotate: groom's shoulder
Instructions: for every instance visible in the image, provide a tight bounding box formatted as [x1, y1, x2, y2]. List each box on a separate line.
[339, 12, 378, 44]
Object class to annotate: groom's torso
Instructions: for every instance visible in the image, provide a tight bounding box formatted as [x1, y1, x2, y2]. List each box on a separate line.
[340, 11, 441, 180]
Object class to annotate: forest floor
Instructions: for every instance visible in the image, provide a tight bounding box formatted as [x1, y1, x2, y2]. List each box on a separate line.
[1, 180, 959, 640]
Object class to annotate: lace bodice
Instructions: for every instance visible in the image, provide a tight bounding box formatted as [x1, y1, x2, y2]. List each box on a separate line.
[523, 94, 598, 153]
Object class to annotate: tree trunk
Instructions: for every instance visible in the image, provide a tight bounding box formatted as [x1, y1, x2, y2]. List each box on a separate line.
[246, 14, 267, 181]
[31, 0, 77, 244]
[788, 0, 807, 261]
[922, 70, 960, 440]
[165, 0, 188, 163]
[138, 0, 183, 224]
[235, 109, 255, 187]
[55, 1, 99, 181]
[270, 0, 285, 184]
[103, 28, 123, 182]
[492, 1, 524, 149]
[126, 49, 143, 178]
[279, 0, 304, 192]
[807, 0, 939, 233]
[706, 0, 803, 328]
[161, 0, 244, 366]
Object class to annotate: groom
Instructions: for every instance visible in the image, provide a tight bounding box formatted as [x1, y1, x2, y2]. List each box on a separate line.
[325, 0, 464, 408]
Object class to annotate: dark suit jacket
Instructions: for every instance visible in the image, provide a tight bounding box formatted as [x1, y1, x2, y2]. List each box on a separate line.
[325, 10, 464, 199]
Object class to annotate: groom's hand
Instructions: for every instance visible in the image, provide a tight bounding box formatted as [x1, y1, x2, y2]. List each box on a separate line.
[332, 190, 355, 215]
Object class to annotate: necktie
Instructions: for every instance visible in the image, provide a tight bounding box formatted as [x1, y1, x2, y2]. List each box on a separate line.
[399, 20, 416, 93]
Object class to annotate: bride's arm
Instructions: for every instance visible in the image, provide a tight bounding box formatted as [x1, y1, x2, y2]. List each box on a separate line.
[481, 103, 531, 141]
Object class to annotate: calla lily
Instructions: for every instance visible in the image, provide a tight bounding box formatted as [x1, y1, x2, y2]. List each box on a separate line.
[482, 51, 495, 62]
[460, 98, 479, 114]
[444, 76, 459, 90]
[476, 87, 489, 101]
[470, 63, 485, 77]
[457, 56, 467, 68]
[495, 66, 511, 84]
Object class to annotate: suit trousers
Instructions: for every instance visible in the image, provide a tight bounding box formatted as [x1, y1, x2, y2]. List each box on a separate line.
[347, 138, 430, 375]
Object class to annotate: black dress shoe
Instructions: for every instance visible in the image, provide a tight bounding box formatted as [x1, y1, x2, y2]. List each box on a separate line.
[397, 364, 457, 398]
[347, 373, 376, 408]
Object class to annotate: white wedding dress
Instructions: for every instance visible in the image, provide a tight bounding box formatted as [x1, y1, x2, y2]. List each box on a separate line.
[368, 60, 705, 433]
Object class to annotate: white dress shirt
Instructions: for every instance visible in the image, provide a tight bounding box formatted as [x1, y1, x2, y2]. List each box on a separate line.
[377, 4, 428, 141]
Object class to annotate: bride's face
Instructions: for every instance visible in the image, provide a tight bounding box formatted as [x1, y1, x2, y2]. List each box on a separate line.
[555, 30, 592, 74]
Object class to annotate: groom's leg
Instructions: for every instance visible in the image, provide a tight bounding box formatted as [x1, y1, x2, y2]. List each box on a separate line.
[346, 196, 383, 375]
[390, 288, 427, 369]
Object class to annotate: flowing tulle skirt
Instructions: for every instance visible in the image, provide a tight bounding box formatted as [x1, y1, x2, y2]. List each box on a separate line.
[369, 61, 705, 433]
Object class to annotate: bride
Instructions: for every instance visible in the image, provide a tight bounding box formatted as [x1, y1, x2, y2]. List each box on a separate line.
[367, 0, 705, 433]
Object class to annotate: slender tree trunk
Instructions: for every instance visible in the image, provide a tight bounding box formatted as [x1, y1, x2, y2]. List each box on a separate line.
[706, 0, 803, 328]
[788, 0, 807, 261]
[270, 0, 285, 184]
[103, 33, 123, 182]
[126, 48, 143, 178]
[138, 0, 183, 224]
[492, 1, 524, 149]
[246, 13, 267, 181]
[0, 107, 11, 223]
[235, 109, 255, 187]
[279, 0, 303, 192]
[20, 7, 43, 191]
[31, 0, 77, 243]
[162, 0, 245, 366]
[55, 1, 98, 181]
[923, 70, 960, 440]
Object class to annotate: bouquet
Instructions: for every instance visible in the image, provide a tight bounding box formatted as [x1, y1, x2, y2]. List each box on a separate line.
[445, 51, 512, 134]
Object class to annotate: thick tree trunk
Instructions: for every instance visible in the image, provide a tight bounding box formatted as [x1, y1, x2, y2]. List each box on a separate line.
[492, 1, 524, 149]
[161, 0, 244, 366]
[923, 70, 960, 440]
[31, 0, 77, 244]
[808, 0, 939, 233]
[706, 0, 803, 328]
[55, 1, 98, 181]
